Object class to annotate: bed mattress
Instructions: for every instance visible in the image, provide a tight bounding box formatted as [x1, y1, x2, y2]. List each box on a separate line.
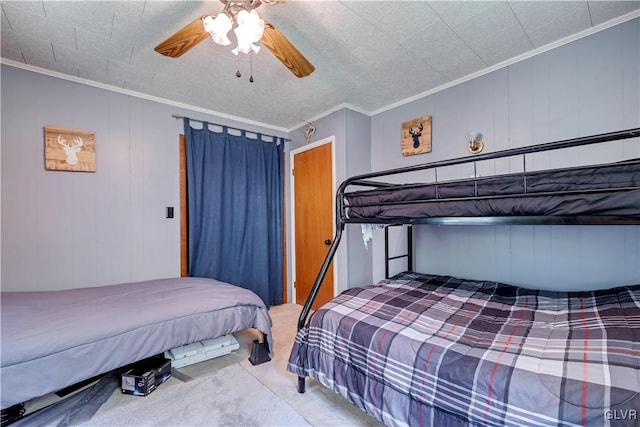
[288, 271, 640, 427]
[344, 160, 640, 220]
[1, 277, 273, 409]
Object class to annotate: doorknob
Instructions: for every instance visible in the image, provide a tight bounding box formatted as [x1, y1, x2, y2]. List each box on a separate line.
[324, 239, 331, 245]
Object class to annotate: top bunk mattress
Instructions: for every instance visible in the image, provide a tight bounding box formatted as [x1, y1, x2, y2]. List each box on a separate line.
[344, 159, 640, 221]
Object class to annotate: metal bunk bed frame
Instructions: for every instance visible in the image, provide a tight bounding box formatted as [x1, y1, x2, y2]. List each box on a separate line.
[296, 128, 640, 393]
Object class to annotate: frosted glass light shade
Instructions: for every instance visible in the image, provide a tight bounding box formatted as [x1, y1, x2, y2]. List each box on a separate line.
[233, 9, 264, 54]
[203, 14, 232, 46]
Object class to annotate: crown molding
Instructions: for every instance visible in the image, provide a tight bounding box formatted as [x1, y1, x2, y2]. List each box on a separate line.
[0, 58, 290, 134]
[288, 103, 370, 132]
[369, 10, 640, 117]
[288, 10, 640, 132]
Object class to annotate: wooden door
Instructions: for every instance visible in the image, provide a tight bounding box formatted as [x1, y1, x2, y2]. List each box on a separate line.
[294, 142, 334, 309]
[179, 135, 188, 277]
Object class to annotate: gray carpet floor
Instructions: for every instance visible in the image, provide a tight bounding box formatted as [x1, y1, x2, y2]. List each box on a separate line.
[82, 363, 310, 426]
[18, 304, 384, 427]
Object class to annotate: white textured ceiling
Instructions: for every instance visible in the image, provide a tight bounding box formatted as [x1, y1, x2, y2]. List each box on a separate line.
[1, 1, 639, 130]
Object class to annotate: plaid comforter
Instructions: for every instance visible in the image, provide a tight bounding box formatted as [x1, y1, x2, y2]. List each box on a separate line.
[287, 272, 640, 427]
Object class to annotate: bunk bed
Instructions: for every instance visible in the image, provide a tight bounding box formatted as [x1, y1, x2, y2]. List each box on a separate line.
[287, 128, 640, 427]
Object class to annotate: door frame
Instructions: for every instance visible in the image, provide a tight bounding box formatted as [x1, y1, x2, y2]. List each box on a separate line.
[289, 135, 337, 306]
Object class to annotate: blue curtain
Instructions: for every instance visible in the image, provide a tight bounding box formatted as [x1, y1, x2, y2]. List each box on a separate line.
[184, 119, 284, 307]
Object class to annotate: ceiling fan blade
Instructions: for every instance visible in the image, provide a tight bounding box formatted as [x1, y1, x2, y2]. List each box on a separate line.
[261, 23, 314, 78]
[155, 15, 211, 58]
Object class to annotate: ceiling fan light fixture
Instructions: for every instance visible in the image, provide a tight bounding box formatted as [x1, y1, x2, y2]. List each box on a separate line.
[153, 0, 313, 78]
[203, 14, 232, 46]
[233, 32, 261, 55]
[233, 9, 265, 54]
[236, 10, 265, 41]
[232, 42, 260, 56]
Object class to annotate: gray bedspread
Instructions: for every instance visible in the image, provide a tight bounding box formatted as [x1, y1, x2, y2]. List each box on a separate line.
[1, 277, 273, 409]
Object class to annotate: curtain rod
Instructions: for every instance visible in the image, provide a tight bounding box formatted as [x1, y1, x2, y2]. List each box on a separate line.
[173, 114, 291, 142]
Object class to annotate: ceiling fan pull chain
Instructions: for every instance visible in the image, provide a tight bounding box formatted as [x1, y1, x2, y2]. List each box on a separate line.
[249, 51, 254, 83]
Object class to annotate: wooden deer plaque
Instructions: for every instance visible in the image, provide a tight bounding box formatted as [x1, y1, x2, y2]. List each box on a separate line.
[401, 116, 432, 156]
[44, 126, 96, 172]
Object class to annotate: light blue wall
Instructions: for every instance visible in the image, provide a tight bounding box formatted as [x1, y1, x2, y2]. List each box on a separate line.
[0, 64, 287, 291]
[344, 109, 372, 288]
[368, 18, 640, 290]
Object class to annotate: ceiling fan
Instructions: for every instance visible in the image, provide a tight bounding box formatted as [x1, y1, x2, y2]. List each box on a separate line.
[154, 0, 314, 78]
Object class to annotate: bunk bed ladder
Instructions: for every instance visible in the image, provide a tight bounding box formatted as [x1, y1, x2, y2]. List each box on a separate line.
[385, 225, 414, 278]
